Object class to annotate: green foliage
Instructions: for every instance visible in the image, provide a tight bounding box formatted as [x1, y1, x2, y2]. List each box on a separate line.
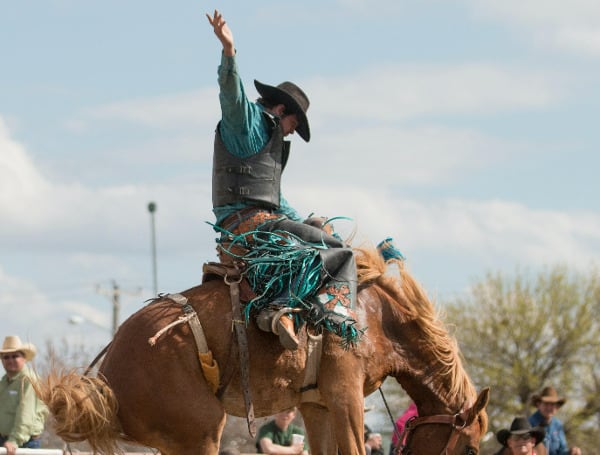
[444, 265, 600, 454]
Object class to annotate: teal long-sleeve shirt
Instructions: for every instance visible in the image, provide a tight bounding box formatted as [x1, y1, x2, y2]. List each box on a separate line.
[0, 367, 48, 446]
[212, 52, 302, 226]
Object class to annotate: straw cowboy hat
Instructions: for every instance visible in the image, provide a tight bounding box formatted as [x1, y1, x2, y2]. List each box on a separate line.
[254, 80, 310, 142]
[496, 417, 545, 447]
[0, 335, 36, 361]
[531, 386, 567, 407]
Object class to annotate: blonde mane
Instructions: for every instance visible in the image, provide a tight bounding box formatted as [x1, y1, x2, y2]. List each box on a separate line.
[355, 246, 476, 409]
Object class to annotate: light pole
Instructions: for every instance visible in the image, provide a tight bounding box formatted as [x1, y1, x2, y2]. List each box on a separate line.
[111, 280, 120, 336]
[148, 201, 158, 296]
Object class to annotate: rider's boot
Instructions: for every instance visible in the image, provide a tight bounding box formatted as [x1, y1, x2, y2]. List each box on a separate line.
[256, 309, 299, 350]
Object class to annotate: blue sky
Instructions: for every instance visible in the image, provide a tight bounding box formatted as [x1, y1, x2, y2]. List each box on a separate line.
[2, 0, 600, 351]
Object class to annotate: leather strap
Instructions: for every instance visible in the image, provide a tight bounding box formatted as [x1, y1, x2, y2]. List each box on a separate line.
[401, 409, 470, 455]
[227, 268, 256, 438]
[300, 332, 323, 405]
[147, 294, 220, 394]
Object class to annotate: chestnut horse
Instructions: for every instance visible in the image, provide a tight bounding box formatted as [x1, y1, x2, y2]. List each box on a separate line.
[38, 246, 489, 455]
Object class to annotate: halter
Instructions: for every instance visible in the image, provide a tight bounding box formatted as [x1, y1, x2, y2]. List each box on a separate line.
[398, 407, 473, 455]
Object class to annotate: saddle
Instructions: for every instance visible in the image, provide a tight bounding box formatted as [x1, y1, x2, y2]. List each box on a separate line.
[202, 259, 256, 303]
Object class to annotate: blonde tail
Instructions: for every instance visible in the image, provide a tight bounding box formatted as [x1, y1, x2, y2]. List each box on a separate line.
[35, 370, 121, 455]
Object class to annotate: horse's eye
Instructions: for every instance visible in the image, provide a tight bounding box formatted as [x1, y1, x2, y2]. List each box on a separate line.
[465, 448, 477, 455]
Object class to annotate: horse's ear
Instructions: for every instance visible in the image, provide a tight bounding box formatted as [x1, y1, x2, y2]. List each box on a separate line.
[474, 387, 490, 412]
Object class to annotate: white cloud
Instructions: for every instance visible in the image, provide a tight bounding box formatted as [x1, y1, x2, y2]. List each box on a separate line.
[288, 185, 600, 272]
[461, 0, 600, 57]
[0, 115, 212, 255]
[289, 125, 520, 187]
[464, 0, 600, 27]
[545, 26, 600, 56]
[309, 63, 562, 123]
[63, 63, 564, 137]
[0, 119, 51, 225]
[0, 265, 62, 348]
[68, 87, 220, 132]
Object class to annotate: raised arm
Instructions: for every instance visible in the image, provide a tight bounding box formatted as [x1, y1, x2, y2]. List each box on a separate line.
[206, 9, 235, 56]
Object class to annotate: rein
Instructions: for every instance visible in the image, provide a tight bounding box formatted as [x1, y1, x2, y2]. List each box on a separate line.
[400, 408, 470, 455]
[378, 387, 476, 455]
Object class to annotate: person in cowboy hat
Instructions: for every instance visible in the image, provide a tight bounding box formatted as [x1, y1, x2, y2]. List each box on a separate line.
[528, 386, 581, 455]
[0, 336, 48, 455]
[494, 417, 546, 455]
[206, 10, 359, 350]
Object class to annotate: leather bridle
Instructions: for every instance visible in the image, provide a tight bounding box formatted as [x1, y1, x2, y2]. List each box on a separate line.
[398, 407, 476, 455]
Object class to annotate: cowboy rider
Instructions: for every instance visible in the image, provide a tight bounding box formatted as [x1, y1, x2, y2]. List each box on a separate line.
[206, 9, 359, 350]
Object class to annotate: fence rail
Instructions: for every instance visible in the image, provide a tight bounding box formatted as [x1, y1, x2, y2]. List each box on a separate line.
[0, 451, 256, 455]
[0, 450, 63, 455]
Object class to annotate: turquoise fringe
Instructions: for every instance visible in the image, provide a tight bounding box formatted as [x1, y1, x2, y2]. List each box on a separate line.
[211, 222, 363, 346]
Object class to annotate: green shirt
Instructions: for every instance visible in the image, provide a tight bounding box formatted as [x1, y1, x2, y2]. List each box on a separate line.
[0, 366, 48, 445]
[256, 420, 306, 453]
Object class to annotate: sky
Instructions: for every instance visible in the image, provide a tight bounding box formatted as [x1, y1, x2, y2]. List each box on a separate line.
[2, 0, 600, 354]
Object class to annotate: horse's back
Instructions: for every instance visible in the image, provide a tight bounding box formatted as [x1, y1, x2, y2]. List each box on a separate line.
[99, 280, 316, 420]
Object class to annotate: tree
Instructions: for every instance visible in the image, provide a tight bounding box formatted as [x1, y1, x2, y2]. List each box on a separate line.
[444, 265, 600, 454]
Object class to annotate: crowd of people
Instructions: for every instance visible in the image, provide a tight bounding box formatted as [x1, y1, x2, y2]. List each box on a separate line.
[238, 385, 582, 454]
[387, 386, 581, 455]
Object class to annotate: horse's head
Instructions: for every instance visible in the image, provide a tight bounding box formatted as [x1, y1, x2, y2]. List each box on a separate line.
[401, 388, 490, 455]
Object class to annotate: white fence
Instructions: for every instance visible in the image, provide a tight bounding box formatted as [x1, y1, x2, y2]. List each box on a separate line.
[0, 451, 255, 455]
[0, 452, 160, 455]
[0, 450, 62, 455]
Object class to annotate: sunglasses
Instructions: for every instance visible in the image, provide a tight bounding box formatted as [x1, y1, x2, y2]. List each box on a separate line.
[510, 433, 533, 442]
[541, 402, 560, 407]
[1, 354, 22, 360]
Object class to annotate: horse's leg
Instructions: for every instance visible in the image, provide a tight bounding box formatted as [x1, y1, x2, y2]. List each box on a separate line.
[318, 354, 366, 455]
[126, 392, 227, 455]
[299, 402, 337, 455]
[147, 397, 227, 455]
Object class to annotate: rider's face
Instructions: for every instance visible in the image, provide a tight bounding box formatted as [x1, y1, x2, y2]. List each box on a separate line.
[279, 113, 299, 137]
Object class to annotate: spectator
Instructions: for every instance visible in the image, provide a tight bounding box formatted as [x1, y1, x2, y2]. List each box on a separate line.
[365, 431, 384, 455]
[528, 386, 581, 455]
[494, 417, 546, 455]
[256, 408, 308, 454]
[0, 336, 48, 455]
[390, 401, 418, 454]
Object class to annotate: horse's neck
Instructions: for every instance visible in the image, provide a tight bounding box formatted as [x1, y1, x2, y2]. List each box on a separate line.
[371, 286, 469, 416]
[398, 380, 455, 416]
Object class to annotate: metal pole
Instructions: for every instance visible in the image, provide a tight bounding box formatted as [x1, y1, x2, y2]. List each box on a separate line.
[148, 202, 158, 296]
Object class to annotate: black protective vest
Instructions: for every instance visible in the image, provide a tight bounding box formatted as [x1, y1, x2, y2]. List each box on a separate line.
[212, 115, 290, 209]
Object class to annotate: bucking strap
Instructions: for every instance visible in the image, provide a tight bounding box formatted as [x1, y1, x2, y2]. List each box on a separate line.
[202, 262, 256, 438]
[228, 270, 256, 437]
[147, 293, 220, 394]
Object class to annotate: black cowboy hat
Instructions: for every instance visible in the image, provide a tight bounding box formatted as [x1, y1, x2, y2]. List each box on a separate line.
[254, 80, 310, 142]
[496, 417, 545, 447]
[531, 386, 567, 408]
